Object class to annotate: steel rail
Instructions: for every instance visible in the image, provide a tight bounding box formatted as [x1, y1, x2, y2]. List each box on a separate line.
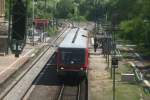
[77, 84, 81, 100]
[57, 84, 81, 100]
[57, 84, 65, 100]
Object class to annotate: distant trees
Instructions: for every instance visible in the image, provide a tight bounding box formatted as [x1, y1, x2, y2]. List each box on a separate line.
[55, 0, 75, 19]
[107, 0, 150, 47]
[55, 0, 107, 21]
[5, 0, 150, 47]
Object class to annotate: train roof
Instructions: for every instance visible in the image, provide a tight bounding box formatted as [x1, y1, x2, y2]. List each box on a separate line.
[59, 28, 88, 48]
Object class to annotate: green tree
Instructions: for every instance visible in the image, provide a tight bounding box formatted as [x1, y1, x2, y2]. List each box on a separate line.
[56, 0, 75, 18]
[107, 0, 150, 47]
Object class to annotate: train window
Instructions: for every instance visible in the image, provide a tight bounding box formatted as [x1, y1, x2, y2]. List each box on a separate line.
[59, 48, 85, 65]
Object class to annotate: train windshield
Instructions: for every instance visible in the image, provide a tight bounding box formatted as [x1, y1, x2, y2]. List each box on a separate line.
[59, 48, 85, 65]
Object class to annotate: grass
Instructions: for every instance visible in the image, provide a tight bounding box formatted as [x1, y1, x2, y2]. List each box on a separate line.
[108, 50, 149, 99]
[109, 40, 150, 100]
[118, 63, 133, 73]
[145, 65, 150, 68]
[47, 27, 58, 37]
[100, 63, 139, 100]
[114, 63, 134, 80]
[121, 52, 130, 59]
[116, 83, 141, 100]
[135, 45, 150, 58]
[92, 81, 150, 100]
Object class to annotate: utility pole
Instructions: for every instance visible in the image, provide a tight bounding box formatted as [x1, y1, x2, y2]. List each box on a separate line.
[111, 55, 118, 100]
[32, 0, 35, 46]
[111, 12, 120, 100]
[8, 0, 12, 54]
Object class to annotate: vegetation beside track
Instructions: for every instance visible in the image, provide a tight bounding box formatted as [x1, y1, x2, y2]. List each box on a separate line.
[48, 27, 58, 37]
[113, 45, 150, 100]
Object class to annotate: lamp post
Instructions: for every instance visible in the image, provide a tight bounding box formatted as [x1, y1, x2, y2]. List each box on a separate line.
[8, 0, 12, 54]
[32, 0, 34, 46]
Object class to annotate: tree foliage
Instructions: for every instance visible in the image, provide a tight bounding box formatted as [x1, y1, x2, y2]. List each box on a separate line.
[5, 0, 150, 47]
[107, 0, 150, 47]
[55, 0, 75, 18]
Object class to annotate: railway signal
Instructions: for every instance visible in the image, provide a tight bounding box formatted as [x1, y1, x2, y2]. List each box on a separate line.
[9, 0, 27, 57]
[111, 56, 118, 68]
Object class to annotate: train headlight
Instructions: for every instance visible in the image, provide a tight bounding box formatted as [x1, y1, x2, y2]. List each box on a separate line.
[80, 68, 83, 70]
[60, 67, 64, 70]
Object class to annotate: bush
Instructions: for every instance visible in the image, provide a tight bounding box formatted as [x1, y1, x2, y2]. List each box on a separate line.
[47, 27, 57, 37]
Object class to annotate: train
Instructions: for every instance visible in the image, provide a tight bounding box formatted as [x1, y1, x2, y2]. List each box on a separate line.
[56, 27, 89, 77]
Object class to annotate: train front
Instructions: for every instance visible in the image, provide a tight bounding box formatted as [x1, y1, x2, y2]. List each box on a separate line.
[57, 48, 88, 76]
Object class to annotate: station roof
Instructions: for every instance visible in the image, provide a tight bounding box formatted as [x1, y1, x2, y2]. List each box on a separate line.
[59, 28, 88, 48]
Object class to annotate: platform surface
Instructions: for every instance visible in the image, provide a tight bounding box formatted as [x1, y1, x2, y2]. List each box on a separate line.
[88, 49, 112, 100]
[0, 44, 42, 84]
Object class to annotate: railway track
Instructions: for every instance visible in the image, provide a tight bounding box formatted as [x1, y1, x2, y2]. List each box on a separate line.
[22, 57, 88, 100]
[58, 84, 81, 100]
[21, 22, 89, 100]
[57, 78, 88, 100]
[0, 22, 72, 100]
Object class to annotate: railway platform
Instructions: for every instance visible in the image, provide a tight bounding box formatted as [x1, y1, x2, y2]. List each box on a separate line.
[88, 48, 112, 100]
[0, 43, 46, 85]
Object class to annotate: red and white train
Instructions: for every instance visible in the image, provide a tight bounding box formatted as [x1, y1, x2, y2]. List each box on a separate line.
[56, 28, 89, 77]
